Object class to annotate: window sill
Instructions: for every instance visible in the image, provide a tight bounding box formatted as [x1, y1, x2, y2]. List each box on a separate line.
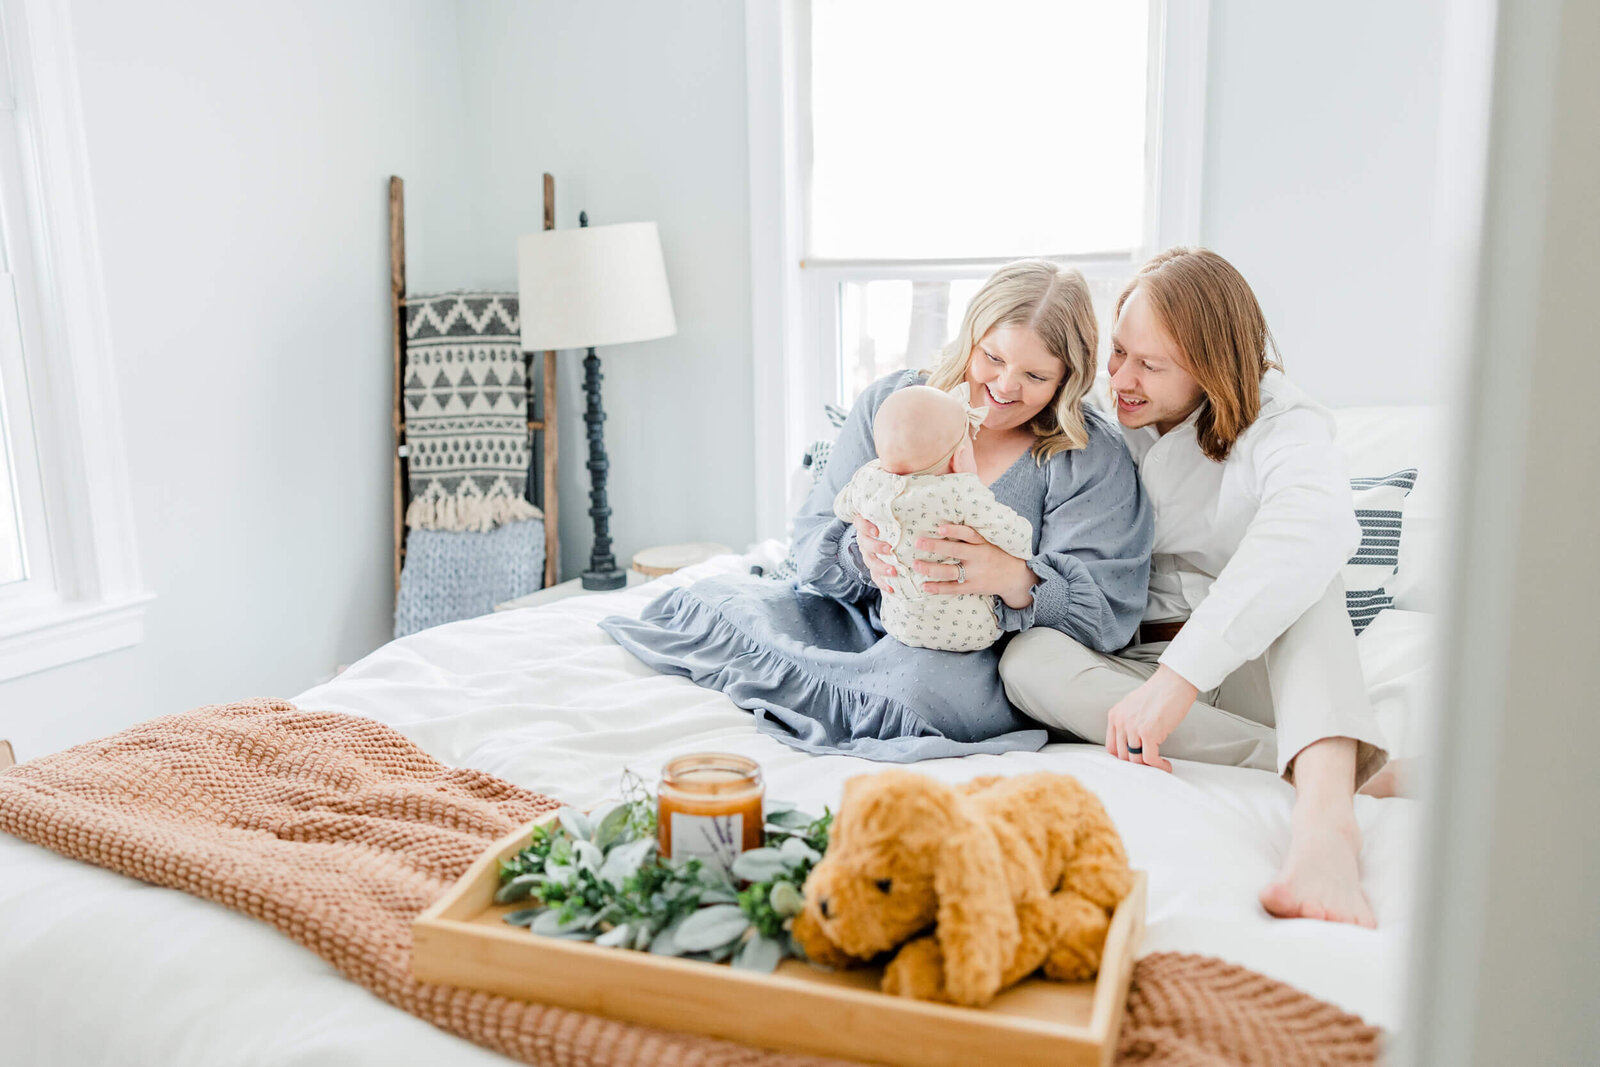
[0, 592, 154, 683]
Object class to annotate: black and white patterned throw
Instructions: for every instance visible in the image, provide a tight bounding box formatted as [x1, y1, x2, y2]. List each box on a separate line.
[402, 292, 541, 531]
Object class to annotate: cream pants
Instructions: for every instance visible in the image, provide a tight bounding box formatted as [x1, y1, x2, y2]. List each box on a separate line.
[999, 579, 1388, 787]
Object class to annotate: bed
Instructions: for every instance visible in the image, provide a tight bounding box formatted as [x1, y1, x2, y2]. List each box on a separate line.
[0, 407, 1440, 1065]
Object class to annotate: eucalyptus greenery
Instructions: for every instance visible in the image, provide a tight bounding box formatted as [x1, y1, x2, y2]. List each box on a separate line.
[497, 772, 831, 973]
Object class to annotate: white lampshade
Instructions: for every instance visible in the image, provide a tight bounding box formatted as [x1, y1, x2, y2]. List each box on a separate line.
[516, 221, 677, 352]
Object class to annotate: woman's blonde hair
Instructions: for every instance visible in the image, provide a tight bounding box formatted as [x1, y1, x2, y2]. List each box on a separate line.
[926, 259, 1098, 461]
[1115, 247, 1280, 462]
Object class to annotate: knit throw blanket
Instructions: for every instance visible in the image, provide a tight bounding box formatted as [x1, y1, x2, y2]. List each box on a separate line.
[0, 702, 1381, 1067]
[403, 292, 542, 532]
[394, 519, 545, 638]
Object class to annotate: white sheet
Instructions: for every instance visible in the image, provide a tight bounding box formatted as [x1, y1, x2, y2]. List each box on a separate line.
[0, 548, 1422, 1065]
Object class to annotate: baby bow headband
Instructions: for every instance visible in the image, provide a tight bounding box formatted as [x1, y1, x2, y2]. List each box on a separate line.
[945, 382, 989, 438]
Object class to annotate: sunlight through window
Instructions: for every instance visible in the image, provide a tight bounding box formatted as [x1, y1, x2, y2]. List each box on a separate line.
[809, 0, 1150, 261]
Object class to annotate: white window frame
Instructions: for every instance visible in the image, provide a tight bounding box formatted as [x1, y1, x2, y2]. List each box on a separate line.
[0, 0, 150, 682]
[745, 0, 1209, 540]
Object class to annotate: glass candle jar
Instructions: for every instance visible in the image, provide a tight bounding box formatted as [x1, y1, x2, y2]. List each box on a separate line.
[657, 753, 764, 878]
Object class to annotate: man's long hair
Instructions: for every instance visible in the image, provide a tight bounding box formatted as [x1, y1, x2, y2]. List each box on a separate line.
[1116, 247, 1281, 462]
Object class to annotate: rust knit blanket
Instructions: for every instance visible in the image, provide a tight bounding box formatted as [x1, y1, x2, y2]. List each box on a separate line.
[0, 700, 1380, 1067]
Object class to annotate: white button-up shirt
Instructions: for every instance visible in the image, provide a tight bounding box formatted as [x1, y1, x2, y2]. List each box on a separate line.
[1122, 369, 1359, 692]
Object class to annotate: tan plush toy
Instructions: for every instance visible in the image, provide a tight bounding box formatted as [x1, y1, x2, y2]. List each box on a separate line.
[794, 770, 1132, 1007]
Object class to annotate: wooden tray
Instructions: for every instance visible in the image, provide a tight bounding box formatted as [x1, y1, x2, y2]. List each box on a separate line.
[414, 815, 1146, 1067]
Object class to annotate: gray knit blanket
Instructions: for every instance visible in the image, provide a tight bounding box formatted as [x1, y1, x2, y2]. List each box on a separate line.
[394, 520, 545, 637]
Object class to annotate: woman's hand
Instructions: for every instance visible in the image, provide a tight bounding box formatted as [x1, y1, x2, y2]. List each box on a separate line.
[853, 516, 898, 595]
[1104, 666, 1199, 772]
[912, 525, 1039, 608]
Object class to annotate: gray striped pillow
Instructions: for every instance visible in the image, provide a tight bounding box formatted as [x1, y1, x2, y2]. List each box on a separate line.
[1344, 469, 1418, 634]
[767, 434, 841, 582]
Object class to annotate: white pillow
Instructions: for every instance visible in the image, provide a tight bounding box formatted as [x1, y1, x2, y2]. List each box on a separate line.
[1356, 608, 1437, 761]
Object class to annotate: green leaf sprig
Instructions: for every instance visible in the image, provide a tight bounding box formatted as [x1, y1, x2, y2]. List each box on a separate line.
[495, 770, 832, 973]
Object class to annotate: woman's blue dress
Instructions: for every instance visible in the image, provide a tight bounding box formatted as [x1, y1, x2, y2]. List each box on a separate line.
[600, 371, 1153, 761]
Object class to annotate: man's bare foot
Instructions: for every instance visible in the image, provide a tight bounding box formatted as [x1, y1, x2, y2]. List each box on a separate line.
[1358, 757, 1411, 799]
[1260, 803, 1377, 927]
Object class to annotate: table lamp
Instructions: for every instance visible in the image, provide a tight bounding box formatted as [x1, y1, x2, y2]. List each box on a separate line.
[518, 213, 677, 590]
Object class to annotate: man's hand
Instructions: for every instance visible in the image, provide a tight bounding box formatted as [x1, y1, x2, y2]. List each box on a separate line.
[1105, 665, 1200, 772]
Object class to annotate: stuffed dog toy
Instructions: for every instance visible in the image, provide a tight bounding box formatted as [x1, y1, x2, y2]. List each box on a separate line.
[794, 770, 1132, 1007]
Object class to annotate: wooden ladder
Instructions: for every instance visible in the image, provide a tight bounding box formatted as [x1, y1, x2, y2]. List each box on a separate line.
[389, 175, 561, 599]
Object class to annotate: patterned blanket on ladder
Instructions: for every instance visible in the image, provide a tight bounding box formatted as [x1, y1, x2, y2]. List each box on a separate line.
[403, 292, 541, 531]
[396, 292, 545, 637]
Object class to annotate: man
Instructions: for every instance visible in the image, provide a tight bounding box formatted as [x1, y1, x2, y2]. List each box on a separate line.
[1000, 247, 1389, 927]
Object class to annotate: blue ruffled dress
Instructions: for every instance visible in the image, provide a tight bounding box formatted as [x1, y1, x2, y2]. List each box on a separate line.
[599, 371, 1153, 761]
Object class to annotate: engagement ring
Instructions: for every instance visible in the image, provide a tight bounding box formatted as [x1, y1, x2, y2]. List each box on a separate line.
[956, 563, 967, 584]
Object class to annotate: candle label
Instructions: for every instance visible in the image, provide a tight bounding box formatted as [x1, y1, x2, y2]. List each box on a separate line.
[670, 811, 743, 878]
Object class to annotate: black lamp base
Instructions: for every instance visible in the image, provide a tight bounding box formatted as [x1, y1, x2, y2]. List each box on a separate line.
[580, 569, 627, 591]
[580, 344, 625, 593]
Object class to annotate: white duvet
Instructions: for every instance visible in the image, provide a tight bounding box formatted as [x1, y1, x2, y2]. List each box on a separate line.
[0, 548, 1425, 1065]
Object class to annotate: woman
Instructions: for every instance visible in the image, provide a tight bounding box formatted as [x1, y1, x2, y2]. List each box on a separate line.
[601, 260, 1152, 760]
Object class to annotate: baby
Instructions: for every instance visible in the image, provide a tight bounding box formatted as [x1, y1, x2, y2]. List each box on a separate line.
[833, 385, 1034, 652]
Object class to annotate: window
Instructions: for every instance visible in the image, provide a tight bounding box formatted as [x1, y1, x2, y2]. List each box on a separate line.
[808, 2, 1150, 263]
[0, 13, 57, 616]
[809, 0, 1158, 409]
[0, 0, 149, 681]
[0, 263, 46, 592]
[747, 0, 1208, 538]
[0, 443, 18, 584]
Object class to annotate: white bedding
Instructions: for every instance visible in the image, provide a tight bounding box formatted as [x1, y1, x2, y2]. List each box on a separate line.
[0, 548, 1422, 1065]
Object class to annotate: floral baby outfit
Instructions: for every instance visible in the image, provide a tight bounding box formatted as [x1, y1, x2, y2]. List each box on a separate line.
[834, 463, 1034, 651]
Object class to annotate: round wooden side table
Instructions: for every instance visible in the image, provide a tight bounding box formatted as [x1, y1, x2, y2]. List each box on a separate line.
[631, 542, 733, 578]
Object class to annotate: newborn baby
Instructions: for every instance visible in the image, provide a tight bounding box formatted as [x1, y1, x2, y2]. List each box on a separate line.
[834, 385, 1034, 652]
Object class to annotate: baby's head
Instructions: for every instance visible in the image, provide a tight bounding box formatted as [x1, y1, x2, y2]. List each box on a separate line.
[873, 386, 977, 476]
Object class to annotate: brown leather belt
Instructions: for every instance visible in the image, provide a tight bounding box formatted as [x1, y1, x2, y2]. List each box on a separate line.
[1139, 619, 1186, 645]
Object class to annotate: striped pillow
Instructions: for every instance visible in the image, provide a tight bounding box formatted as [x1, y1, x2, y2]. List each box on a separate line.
[768, 434, 842, 582]
[1344, 469, 1418, 635]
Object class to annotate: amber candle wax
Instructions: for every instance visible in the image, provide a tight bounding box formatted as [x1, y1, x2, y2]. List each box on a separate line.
[657, 753, 764, 878]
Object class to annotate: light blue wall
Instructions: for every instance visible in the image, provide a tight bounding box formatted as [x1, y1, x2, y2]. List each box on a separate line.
[0, 0, 480, 758]
[1202, 0, 1452, 407]
[454, 0, 756, 581]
